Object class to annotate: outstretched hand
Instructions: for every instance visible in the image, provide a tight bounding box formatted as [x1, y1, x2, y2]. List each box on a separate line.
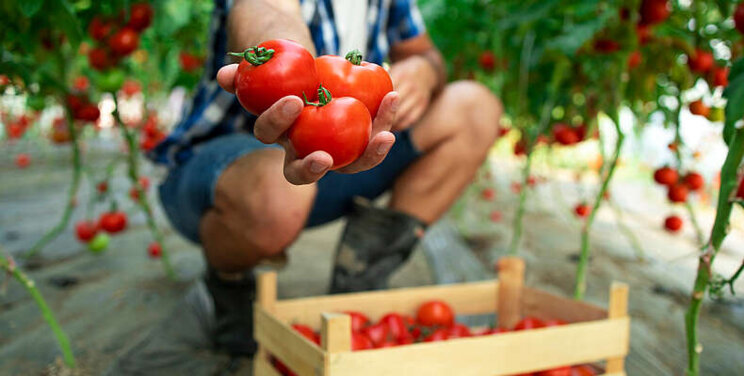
[217, 64, 399, 185]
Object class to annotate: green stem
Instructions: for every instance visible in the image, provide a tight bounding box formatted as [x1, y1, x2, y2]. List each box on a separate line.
[227, 46, 275, 66]
[609, 199, 646, 261]
[0, 252, 75, 367]
[345, 49, 363, 65]
[685, 128, 744, 376]
[672, 92, 705, 245]
[111, 95, 176, 279]
[508, 152, 532, 255]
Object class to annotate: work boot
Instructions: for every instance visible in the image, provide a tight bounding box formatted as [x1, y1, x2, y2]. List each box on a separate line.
[329, 197, 427, 293]
[205, 267, 257, 357]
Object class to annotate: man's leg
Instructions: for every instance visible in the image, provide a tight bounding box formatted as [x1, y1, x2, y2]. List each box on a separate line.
[198, 148, 316, 355]
[391, 80, 503, 223]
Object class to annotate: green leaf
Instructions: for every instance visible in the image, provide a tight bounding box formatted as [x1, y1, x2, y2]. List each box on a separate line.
[723, 74, 744, 145]
[51, 0, 82, 47]
[545, 10, 611, 55]
[729, 58, 744, 84]
[19, 0, 43, 17]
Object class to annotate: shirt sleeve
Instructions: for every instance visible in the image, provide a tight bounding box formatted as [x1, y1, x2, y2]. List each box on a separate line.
[386, 0, 427, 44]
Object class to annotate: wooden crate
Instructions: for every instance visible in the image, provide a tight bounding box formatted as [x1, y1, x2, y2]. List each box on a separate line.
[253, 257, 630, 376]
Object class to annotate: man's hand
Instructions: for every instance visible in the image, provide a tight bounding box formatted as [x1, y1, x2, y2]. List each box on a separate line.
[389, 55, 438, 131]
[217, 64, 399, 185]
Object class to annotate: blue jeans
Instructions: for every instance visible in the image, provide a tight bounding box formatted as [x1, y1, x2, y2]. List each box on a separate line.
[158, 131, 421, 243]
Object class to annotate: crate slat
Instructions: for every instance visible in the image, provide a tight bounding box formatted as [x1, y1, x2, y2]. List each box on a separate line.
[254, 351, 283, 376]
[522, 287, 607, 323]
[254, 305, 324, 376]
[325, 318, 630, 376]
[274, 280, 498, 327]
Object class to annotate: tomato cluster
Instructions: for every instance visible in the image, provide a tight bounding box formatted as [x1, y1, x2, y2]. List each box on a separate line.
[652, 166, 706, 233]
[4, 114, 32, 140]
[137, 113, 167, 151]
[230, 40, 393, 169]
[270, 302, 597, 376]
[66, 93, 101, 123]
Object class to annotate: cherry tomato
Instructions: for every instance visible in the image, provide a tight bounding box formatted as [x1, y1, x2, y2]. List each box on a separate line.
[490, 210, 502, 222]
[639, 0, 669, 25]
[379, 313, 409, 342]
[536, 366, 572, 376]
[667, 184, 689, 203]
[88, 16, 113, 41]
[231, 39, 319, 115]
[7, 123, 25, 139]
[423, 327, 449, 342]
[552, 124, 579, 145]
[593, 39, 620, 54]
[736, 2, 744, 35]
[126, 3, 154, 32]
[737, 178, 744, 200]
[76, 105, 101, 123]
[75, 221, 99, 243]
[513, 316, 545, 331]
[628, 51, 642, 69]
[109, 27, 140, 56]
[416, 300, 455, 327]
[88, 47, 113, 71]
[447, 323, 471, 338]
[636, 25, 652, 44]
[688, 49, 714, 74]
[376, 339, 397, 348]
[479, 51, 496, 71]
[344, 311, 370, 332]
[99, 211, 128, 234]
[15, 153, 30, 169]
[360, 322, 389, 347]
[689, 100, 709, 117]
[315, 50, 393, 118]
[664, 215, 683, 233]
[88, 233, 110, 253]
[292, 324, 320, 345]
[97, 181, 109, 194]
[288, 87, 371, 169]
[683, 172, 704, 191]
[73, 76, 90, 91]
[179, 52, 203, 73]
[351, 332, 373, 351]
[571, 364, 598, 376]
[653, 166, 678, 187]
[121, 79, 141, 97]
[574, 203, 590, 218]
[478, 327, 509, 335]
[67, 94, 86, 113]
[711, 66, 729, 87]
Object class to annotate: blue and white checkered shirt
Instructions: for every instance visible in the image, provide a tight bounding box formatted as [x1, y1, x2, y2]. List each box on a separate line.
[150, 0, 426, 167]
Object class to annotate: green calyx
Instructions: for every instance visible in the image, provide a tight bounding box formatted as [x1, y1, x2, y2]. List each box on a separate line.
[345, 49, 364, 65]
[303, 85, 333, 107]
[228, 46, 275, 66]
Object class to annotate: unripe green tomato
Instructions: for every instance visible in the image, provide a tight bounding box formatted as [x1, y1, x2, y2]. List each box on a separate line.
[27, 95, 46, 111]
[88, 233, 110, 253]
[96, 69, 126, 93]
[707, 107, 725, 122]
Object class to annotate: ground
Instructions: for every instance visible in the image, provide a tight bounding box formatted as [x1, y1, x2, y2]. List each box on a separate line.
[1, 140, 743, 375]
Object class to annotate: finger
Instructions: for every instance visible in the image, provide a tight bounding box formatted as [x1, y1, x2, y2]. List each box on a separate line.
[216, 64, 239, 93]
[336, 131, 396, 174]
[254, 96, 304, 144]
[372, 92, 400, 135]
[283, 150, 333, 185]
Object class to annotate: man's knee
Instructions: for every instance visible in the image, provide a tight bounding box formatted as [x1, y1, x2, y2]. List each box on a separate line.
[442, 80, 503, 149]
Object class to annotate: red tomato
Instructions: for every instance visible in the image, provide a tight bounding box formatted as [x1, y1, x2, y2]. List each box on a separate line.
[129, 187, 141, 201]
[99, 211, 128, 234]
[138, 176, 150, 190]
[628, 51, 642, 69]
[376, 339, 397, 348]
[397, 334, 415, 345]
[536, 366, 572, 376]
[481, 188, 495, 201]
[514, 139, 527, 156]
[667, 184, 689, 203]
[271, 356, 296, 376]
[360, 322, 389, 347]
[639, 0, 669, 25]
[97, 181, 109, 194]
[351, 332, 373, 351]
[379, 313, 409, 341]
[315, 50, 392, 118]
[736, 2, 744, 35]
[126, 3, 154, 32]
[571, 364, 598, 376]
[664, 215, 683, 233]
[402, 315, 416, 327]
[88, 16, 113, 41]
[513, 316, 545, 331]
[553, 124, 579, 145]
[88, 47, 113, 71]
[288, 88, 371, 169]
[179, 52, 203, 72]
[688, 50, 714, 74]
[447, 323, 472, 338]
[683, 172, 704, 191]
[737, 178, 744, 200]
[232, 39, 319, 115]
[489, 210, 502, 223]
[423, 328, 450, 342]
[7, 123, 25, 139]
[15, 153, 30, 168]
[636, 25, 652, 45]
[76, 105, 101, 122]
[712, 66, 729, 87]
[75, 221, 99, 243]
[478, 327, 509, 335]
[574, 203, 590, 218]
[147, 242, 162, 258]
[67, 94, 86, 113]
[653, 166, 678, 187]
[121, 80, 141, 97]
[344, 311, 370, 332]
[479, 51, 496, 71]
[689, 100, 710, 117]
[109, 27, 140, 56]
[73, 76, 90, 91]
[416, 300, 455, 327]
[593, 39, 620, 54]
[292, 324, 320, 345]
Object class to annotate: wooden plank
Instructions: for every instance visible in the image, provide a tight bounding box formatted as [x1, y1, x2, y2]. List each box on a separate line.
[254, 306, 325, 376]
[274, 281, 497, 327]
[522, 287, 607, 323]
[254, 350, 283, 376]
[257, 271, 277, 313]
[496, 257, 524, 329]
[606, 282, 629, 374]
[326, 318, 630, 376]
[322, 313, 352, 354]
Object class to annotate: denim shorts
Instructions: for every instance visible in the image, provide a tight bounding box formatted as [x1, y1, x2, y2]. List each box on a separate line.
[158, 131, 421, 243]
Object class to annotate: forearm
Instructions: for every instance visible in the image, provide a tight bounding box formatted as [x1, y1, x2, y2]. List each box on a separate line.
[418, 48, 446, 94]
[227, 0, 316, 56]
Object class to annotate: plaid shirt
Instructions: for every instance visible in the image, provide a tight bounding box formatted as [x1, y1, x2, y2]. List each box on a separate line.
[150, 0, 426, 167]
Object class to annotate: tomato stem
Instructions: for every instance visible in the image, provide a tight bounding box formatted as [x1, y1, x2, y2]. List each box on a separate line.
[228, 46, 275, 66]
[303, 85, 333, 107]
[345, 49, 364, 65]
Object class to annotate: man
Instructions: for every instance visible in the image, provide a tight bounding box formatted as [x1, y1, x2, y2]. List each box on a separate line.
[152, 0, 501, 357]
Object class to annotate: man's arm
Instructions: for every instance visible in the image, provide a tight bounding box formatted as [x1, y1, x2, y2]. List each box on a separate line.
[227, 0, 316, 55]
[388, 34, 446, 130]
